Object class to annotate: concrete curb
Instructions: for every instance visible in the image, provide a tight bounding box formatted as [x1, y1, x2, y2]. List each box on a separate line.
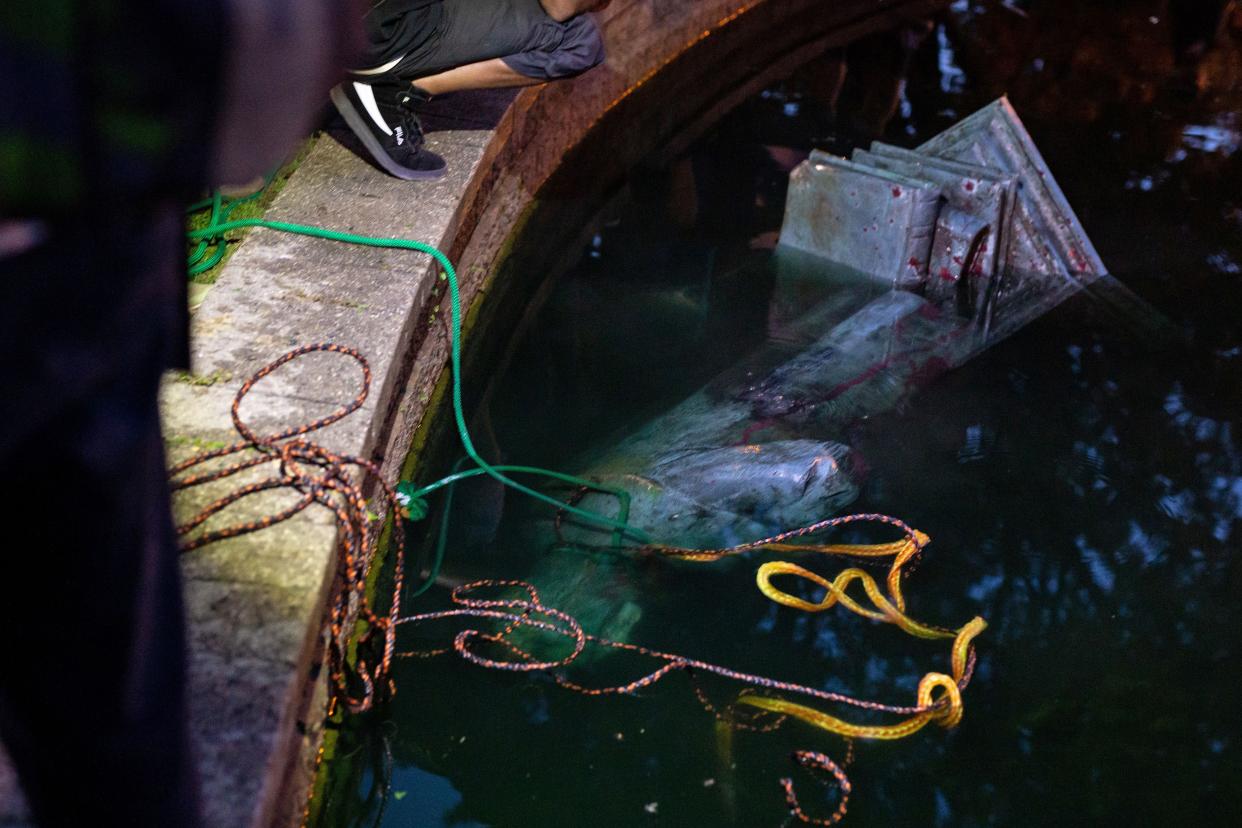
[165, 122, 496, 828]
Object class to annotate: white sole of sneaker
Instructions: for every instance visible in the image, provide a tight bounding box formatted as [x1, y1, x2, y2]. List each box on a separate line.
[330, 86, 447, 182]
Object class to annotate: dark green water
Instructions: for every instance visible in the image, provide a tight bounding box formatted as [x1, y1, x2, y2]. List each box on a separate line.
[319, 4, 1242, 825]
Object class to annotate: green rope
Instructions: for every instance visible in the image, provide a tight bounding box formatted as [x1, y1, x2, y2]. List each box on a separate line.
[186, 217, 651, 553]
[401, 462, 635, 596]
[406, 457, 469, 601]
[186, 176, 274, 276]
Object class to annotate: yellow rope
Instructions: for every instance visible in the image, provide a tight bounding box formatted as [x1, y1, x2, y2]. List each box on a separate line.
[732, 529, 987, 741]
[739, 619, 986, 740]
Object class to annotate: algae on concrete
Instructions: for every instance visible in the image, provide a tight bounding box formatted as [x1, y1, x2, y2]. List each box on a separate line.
[186, 138, 315, 286]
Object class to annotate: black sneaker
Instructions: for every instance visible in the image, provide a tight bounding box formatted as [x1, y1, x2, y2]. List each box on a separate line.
[330, 81, 447, 180]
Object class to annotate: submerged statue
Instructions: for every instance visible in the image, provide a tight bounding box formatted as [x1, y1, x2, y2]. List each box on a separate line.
[523, 98, 1117, 643]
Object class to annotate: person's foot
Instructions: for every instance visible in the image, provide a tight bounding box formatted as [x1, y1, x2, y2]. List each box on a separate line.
[330, 81, 447, 180]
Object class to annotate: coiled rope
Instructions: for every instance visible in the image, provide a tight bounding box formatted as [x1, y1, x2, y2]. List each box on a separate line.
[396, 516, 986, 824]
[176, 218, 642, 712]
[171, 344, 408, 712]
[178, 214, 986, 823]
[186, 175, 275, 276]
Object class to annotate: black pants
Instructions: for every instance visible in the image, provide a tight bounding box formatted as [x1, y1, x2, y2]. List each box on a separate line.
[0, 221, 200, 827]
[357, 0, 604, 83]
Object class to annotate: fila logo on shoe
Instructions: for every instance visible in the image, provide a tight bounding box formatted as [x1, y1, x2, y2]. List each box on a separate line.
[355, 82, 394, 137]
[394, 126, 405, 146]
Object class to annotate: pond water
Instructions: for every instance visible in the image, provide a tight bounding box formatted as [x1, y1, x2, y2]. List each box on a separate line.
[317, 4, 1242, 826]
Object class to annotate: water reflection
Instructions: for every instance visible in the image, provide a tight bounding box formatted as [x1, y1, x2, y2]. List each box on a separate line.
[320, 2, 1242, 825]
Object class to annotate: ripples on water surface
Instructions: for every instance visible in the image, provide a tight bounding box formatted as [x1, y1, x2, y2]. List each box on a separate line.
[319, 3, 1242, 825]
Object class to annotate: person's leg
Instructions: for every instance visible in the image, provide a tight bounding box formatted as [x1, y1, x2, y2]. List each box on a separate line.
[412, 0, 604, 88]
[412, 58, 542, 96]
[334, 0, 605, 179]
[412, 8, 604, 94]
[0, 341, 200, 826]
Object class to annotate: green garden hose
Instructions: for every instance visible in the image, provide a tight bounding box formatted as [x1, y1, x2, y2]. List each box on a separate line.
[186, 176, 274, 276]
[186, 217, 650, 559]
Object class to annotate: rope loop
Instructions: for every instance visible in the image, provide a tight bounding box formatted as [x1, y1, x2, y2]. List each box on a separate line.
[781, 750, 853, 826]
[169, 218, 990, 824]
[171, 344, 402, 714]
[231, 342, 371, 447]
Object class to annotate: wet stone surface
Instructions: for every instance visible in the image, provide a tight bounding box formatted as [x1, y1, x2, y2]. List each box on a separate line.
[0, 122, 493, 828]
[164, 129, 492, 828]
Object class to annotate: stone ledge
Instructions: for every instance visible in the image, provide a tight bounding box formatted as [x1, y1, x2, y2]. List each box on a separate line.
[166, 128, 494, 828]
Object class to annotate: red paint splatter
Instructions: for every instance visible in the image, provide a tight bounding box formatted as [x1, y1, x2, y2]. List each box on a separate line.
[737, 417, 779, 445]
[908, 257, 922, 269]
[938, 267, 956, 281]
[907, 356, 951, 388]
[964, 181, 975, 192]
[892, 187, 903, 197]
[1068, 246, 1088, 272]
[823, 360, 892, 403]
[846, 450, 871, 481]
[952, 255, 964, 265]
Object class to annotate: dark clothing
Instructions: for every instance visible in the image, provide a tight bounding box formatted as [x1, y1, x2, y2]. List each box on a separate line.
[0, 206, 196, 828]
[0, 0, 225, 218]
[356, 0, 605, 82]
[1, 2, 363, 824]
[1, 0, 225, 426]
[0, 209, 190, 460]
[361, 0, 447, 72]
[0, 323, 198, 826]
[1, 12, 209, 818]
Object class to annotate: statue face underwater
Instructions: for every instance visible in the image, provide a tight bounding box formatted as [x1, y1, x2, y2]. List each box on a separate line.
[518, 438, 860, 654]
[556, 439, 860, 550]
